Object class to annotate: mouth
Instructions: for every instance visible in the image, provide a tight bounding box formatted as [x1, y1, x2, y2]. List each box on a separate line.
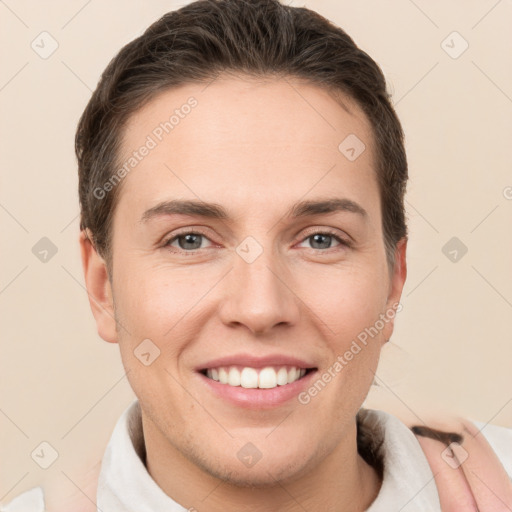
[199, 365, 317, 390]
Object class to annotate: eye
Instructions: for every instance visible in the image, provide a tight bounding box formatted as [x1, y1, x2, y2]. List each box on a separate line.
[297, 230, 351, 251]
[162, 228, 351, 254]
[163, 231, 213, 252]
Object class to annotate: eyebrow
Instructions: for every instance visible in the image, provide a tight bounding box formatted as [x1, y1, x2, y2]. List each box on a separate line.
[140, 197, 368, 223]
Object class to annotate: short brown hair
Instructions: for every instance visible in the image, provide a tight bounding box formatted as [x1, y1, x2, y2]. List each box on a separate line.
[76, 0, 408, 273]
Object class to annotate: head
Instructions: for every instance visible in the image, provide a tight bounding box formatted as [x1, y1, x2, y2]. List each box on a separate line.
[78, 0, 407, 489]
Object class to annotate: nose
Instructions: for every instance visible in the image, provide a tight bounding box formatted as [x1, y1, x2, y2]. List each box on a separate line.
[217, 245, 300, 336]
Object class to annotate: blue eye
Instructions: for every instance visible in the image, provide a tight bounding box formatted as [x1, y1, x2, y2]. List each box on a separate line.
[298, 231, 350, 250]
[164, 232, 212, 252]
[163, 229, 350, 254]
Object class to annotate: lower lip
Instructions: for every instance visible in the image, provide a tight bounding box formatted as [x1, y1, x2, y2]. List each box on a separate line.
[198, 370, 318, 409]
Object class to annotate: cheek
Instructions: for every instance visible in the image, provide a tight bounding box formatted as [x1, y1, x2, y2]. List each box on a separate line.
[302, 264, 389, 344]
[299, 265, 387, 403]
[300, 272, 385, 416]
[111, 264, 217, 380]
[111, 269, 194, 411]
[113, 263, 203, 333]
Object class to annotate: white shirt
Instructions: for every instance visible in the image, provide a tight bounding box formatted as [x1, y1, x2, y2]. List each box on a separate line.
[2, 399, 511, 511]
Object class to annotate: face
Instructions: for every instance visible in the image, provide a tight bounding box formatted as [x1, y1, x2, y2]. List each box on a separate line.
[82, 76, 406, 487]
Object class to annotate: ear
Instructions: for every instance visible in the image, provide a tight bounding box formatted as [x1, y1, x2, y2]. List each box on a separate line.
[79, 229, 118, 343]
[382, 237, 407, 343]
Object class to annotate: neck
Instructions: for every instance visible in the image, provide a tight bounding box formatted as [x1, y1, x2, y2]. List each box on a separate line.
[142, 415, 382, 512]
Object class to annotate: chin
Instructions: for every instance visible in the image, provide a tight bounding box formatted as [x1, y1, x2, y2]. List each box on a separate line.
[210, 463, 303, 488]
[196, 450, 312, 489]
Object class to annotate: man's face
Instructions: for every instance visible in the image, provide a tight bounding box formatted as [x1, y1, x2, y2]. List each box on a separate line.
[89, 77, 405, 485]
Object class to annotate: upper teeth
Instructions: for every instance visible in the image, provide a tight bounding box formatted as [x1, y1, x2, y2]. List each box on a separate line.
[206, 366, 307, 389]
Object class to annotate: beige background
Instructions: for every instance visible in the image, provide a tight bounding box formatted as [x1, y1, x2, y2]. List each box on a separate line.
[1, 0, 511, 504]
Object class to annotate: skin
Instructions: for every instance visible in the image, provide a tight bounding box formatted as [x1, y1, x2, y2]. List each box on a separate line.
[80, 75, 407, 511]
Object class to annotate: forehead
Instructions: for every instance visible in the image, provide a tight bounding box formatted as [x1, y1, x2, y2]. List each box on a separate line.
[115, 76, 379, 221]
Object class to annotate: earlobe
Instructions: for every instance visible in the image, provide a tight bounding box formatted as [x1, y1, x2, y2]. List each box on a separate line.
[79, 230, 118, 344]
[382, 237, 408, 343]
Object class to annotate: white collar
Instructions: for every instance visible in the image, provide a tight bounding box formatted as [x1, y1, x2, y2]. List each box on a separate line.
[360, 407, 441, 511]
[97, 400, 186, 511]
[97, 399, 441, 511]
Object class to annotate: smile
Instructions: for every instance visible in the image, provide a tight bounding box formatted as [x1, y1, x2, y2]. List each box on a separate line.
[201, 365, 314, 389]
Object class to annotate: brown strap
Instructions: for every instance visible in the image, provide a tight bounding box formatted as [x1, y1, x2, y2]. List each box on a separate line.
[411, 417, 512, 511]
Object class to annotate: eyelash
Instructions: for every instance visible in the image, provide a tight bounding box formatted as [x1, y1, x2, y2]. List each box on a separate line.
[162, 228, 352, 254]
[299, 228, 352, 251]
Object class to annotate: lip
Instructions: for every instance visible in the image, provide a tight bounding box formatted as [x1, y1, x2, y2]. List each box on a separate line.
[195, 353, 317, 372]
[198, 368, 318, 409]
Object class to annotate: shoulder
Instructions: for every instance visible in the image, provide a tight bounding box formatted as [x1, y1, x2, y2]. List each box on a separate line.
[0, 487, 44, 512]
[470, 418, 512, 477]
[360, 407, 512, 511]
[403, 412, 512, 510]
[1, 460, 101, 512]
[403, 413, 512, 477]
